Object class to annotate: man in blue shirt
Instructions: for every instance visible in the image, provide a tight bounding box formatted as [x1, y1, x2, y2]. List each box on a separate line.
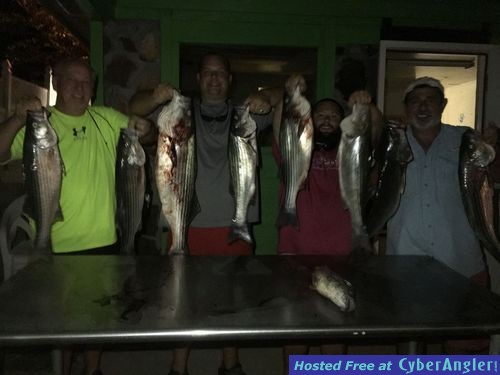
[387, 76, 488, 353]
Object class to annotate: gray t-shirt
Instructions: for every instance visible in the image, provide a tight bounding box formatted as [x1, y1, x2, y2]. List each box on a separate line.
[386, 125, 485, 277]
[191, 97, 272, 227]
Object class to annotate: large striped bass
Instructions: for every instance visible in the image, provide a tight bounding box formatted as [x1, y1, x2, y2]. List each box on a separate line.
[156, 90, 197, 255]
[23, 109, 63, 252]
[116, 128, 146, 254]
[367, 122, 413, 237]
[459, 129, 500, 262]
[276, 82, 314, 228]
[228, 105, 258, 244]
[338, 103, 373, 256]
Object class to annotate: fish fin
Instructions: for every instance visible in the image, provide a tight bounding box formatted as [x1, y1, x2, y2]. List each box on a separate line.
[297, 118, 306, 139]
[23, 196, 35, 219]
[55, 204, 64, 222]
[61, 159, 67, 176]
[168, 246, 188, 256]
[350, 232, 374, 263]
[229, 178, 235, 197]
[228, 223, 253, 244]
[276, 207, 299, 229]
[34, 236, 52, 254]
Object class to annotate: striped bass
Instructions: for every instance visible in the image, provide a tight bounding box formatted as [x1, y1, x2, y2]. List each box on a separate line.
[337, 103, 373, 256]
[459, 129, 500, 262]
[156, 90, 197, 255]
[367, 122, 413, 237]
[116, 128, 146, 254]
[228, 105, 258, 244]
[276, 83, 314, 228]
[23, 109, 63, 252]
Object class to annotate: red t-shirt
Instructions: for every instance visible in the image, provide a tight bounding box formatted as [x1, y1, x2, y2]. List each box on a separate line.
[274, 141, 352, 255]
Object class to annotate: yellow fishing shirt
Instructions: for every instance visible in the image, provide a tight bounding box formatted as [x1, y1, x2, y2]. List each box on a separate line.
[10, 106, 128, 253]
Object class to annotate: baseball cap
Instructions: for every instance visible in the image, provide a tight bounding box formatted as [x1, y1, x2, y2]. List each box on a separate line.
[403, 77, 445, 101]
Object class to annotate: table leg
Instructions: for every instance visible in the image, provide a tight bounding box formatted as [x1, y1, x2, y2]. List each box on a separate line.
[490, 335, 500, 354]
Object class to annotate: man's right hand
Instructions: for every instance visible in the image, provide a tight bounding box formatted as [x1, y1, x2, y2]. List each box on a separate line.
[152, 83, 175, 106]
[14, 96, 42, 124]
[285, 74, 307, 95]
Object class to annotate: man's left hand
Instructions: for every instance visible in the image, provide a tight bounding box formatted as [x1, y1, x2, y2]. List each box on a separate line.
[128, 115, 151, 138]
[244, 92, 272, 115]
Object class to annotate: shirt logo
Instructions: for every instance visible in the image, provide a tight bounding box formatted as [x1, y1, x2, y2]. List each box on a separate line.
[72, 126, 87, 140]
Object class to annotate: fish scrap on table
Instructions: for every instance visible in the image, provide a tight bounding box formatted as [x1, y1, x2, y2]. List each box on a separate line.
[311, 265, 355, 313]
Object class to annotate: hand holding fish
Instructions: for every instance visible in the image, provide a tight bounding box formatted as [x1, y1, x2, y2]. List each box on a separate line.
[14, 96, 43, 124]
[152, 83, 175, 106]
[244, 92, 272, 115]
[285, 74, 306, 94]
[347, 90, 372, 108]
[128, 115, 151, 138]
[348, 90, 384, 147]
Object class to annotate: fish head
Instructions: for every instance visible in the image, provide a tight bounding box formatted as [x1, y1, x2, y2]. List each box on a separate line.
[468, 135, 495, 167]
[27, 110, 58, 149]
[119, 129, 146, 167]
[157, 90, 192, 138]
[340, 104, 370, 137]
[387, 125, 413, 163]
[232, 105, 257, 138]
[351, 103, 370, 126]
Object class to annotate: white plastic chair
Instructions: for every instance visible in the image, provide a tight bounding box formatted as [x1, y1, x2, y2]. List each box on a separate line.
[0, 194, 35, 281]
[0, 194, 62, 375]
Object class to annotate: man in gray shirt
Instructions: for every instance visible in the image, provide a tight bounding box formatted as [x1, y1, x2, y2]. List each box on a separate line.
[129, 52, 278, 375]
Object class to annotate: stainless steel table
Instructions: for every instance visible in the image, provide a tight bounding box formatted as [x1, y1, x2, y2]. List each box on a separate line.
[0, 255, 499, 347]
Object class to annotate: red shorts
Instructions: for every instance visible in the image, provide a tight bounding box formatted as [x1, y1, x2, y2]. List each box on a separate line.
[186, 227, 253, 256]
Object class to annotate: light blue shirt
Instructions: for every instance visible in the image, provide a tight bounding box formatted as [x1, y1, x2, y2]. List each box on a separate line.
[387, 124, 485, 277]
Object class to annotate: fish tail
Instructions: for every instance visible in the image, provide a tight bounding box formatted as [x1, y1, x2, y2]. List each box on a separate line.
[55, 204, 64, 222]
[119, 239, 136, 255]
[34, 235, 51, 254]
[168, 245, 188, 256]
[276, 207, 299, 229]
[228, 223, 253, 244]
[350, 231, 374, 263]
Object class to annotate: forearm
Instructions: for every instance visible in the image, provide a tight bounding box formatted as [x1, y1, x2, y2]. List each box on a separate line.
[0, 115, 24, 162]
[258, 87, 284, 107]
[128, 89, 160, 117]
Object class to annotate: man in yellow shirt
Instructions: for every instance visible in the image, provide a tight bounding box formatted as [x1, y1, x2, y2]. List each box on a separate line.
[0, 57, 150, 374]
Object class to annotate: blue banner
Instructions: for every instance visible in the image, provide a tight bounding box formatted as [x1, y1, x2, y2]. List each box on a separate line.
[289, 355, 500, 375]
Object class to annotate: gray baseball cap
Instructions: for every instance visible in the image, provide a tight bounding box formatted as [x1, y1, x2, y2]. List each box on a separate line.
[403, 77, 445, 101]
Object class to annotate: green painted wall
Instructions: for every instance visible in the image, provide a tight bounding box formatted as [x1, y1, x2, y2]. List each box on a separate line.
[90, 0, 500, 254]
